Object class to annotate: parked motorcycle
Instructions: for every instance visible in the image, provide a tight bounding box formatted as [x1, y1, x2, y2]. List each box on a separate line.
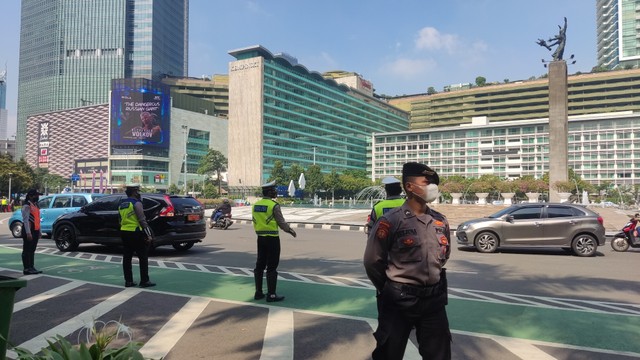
[209, 213, 233, 230]
[610, 220, 640, 252]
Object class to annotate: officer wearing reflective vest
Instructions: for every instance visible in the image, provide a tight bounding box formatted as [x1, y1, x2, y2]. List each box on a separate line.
[252, 180, 296, 302]
[366, 176, 405, 234]
[364, 162, 452, 360]
[119, 184, 155, 288]
[21, 189, 43, 275]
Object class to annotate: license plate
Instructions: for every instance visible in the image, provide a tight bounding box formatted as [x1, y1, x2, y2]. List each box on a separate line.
[187, 214, 200, 221]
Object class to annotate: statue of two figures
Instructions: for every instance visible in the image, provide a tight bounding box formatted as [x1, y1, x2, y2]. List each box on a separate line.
[537, 17, 567, 61]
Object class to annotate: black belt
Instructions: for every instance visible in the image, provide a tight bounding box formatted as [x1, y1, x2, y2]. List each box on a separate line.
[388, 280, 441, 298]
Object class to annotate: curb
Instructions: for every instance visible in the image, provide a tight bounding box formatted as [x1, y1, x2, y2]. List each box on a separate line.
[232, 219, 366, 233]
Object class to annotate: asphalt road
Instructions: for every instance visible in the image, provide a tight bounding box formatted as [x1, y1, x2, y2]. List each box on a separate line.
[1, 214, 639, 359]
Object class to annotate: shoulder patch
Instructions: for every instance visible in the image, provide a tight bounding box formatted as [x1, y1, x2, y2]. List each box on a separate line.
[376, 220, 391, 241]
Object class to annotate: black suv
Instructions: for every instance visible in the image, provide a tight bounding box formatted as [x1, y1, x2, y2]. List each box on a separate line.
[51, 193, 206, 252]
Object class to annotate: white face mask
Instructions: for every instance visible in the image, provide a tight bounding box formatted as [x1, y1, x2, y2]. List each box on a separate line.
[413, 183, 439, 203]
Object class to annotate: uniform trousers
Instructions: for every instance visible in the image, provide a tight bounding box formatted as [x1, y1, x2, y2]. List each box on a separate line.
[21, 227, 40, 270]
[254, 235, 281, 275]
[373, 273, 451, 360]
[121, 230, 150, 283]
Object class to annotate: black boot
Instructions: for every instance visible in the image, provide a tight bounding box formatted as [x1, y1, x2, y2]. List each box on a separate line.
[266, 272, 284, 302]
[254, 270, 265, 300]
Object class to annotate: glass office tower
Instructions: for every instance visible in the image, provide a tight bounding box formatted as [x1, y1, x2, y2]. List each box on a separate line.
[597, 0, 640, 70]
[16, 0, 188, 159]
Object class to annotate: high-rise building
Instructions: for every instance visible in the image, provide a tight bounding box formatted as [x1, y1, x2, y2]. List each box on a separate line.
[597, 0, 640, 70]
[16, 0, 189, 159]
[0, 69, 7, 140]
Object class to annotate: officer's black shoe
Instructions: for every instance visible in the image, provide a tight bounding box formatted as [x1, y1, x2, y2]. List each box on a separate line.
[266, 294, 285, 302]
[23, 268, 39, 275]
[254, 292, 265, 300]
[125, 282, 137, 288]
[139, 281, 156, 288]
[31, 268, 43, 274]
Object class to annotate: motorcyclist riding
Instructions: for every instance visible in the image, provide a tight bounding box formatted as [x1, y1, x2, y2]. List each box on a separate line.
[212, 199, 232, 223]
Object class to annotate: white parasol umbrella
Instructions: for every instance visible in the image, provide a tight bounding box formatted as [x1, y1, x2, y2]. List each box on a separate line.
[288, 180, 296, 197]
[298, 173, 306, 190]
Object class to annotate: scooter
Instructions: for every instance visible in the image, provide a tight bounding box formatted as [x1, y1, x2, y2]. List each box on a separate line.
[209, 212, 233, 230]
[610, 220, 640, 252]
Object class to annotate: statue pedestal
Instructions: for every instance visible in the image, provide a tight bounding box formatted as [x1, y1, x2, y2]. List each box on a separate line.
[475, 193, 489, 205]
[451, 193, 462, 205]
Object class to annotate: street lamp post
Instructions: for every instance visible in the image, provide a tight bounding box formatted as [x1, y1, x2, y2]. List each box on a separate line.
[8, 172, 12, 203]
[181, 125, 188, 195]
[313, 146, 316, 165]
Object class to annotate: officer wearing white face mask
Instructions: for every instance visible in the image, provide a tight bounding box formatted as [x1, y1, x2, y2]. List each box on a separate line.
[364, 162, 451, 360]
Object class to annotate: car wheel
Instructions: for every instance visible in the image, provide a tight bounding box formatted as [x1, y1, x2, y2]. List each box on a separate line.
[10, 222, 23, 238]
[475, 231, 499, 253]
[572, 234, 598, 257]
[54, 224, 79, 251]
[172, 242, 194, 251]
[610, 236, 629, 252]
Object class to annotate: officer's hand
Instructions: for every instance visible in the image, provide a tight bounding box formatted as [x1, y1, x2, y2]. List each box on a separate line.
[289, 229, 297, 238]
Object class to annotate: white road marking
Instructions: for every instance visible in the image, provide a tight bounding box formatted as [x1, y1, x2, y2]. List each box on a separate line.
[493, 337, 558, 359]
[260, 308, 294, 360]
[140, 297, 210, 359]
[15, 288, 141, 354]
[13, 281, 84, 312]
[289, 273, 314, 282]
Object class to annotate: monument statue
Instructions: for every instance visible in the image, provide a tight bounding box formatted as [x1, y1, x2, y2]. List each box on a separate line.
[536, 17, 567, 61]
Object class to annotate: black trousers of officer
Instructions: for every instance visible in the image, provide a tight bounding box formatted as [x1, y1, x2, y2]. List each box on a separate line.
[121, 230, 150, 283]
[373, 274, 451, 360]
[21, 226, 40, 270]
[254, 235, 281, 294]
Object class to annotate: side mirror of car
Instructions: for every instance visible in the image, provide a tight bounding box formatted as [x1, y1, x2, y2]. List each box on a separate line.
[506, 215, 514, 223]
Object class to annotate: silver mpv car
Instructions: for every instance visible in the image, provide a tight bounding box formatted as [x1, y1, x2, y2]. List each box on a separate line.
[455, 203, 606, 257]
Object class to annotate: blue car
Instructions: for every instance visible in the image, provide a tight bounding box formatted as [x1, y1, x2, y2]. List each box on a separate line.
[8, 193, 104, 238]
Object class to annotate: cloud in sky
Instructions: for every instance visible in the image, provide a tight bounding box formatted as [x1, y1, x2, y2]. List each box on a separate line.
[386, 57, 438, 78]
[415, 27, 459, 54]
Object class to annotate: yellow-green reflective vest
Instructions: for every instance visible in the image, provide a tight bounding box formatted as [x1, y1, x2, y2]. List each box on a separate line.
[253, 198, 279, 237]
[119, 199, 142, 232]
[373, 198, 406, 220]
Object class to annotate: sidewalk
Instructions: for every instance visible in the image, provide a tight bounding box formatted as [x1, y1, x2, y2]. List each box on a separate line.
[212, 203, 632, 233]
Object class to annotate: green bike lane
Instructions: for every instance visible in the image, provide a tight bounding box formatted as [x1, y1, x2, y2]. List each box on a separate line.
[2, 246, 639, 356]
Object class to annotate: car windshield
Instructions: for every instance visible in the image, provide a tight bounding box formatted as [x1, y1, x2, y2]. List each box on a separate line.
[487, 207, 515, 218]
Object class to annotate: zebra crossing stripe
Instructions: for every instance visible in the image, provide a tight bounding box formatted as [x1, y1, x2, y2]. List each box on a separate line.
[13, 281, 84, 312]
[140, 297, 210, 359]
[260, 308, 294, 360]
[490, 336, 558, 360]
[15, 288, 141, 354]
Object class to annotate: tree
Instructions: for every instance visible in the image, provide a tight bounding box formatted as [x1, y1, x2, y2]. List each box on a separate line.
[167, 183, 180, 195]
[427, 86, 437, 95]
[475, 76, 487, 87]
[304, 164, 323, 196]
[197, 149, 228, 196]
[267, 160, 287, 186]
[324, 169, 340, 201]
[287, 163, 305, 186]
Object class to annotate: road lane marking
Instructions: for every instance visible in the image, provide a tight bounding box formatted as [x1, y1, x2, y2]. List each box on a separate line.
[260, 308, 294, 360]
[15, 288, 141, 354]
[140, 297, 210, 359]
[13, 280, 84, 312]
[493, 337, 558, 360]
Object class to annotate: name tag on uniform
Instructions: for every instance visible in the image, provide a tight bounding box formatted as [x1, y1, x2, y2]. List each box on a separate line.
[254, 205, 268, 212]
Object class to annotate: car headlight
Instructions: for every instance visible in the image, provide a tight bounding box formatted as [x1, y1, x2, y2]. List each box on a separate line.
[459, 224, 469, 231]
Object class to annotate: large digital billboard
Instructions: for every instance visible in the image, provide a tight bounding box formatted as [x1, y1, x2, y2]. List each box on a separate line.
[110, 79, 171, 148]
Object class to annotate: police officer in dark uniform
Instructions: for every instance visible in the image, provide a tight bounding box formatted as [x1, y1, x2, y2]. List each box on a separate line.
[364, 162, 451, 360]
[252, 181, 297, 302]
[366, 176, 405, 234]
[119, 184, 155, 288]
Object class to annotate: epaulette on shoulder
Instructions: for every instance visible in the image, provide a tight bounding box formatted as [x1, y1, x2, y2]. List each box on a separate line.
[428, 207, 448, 221]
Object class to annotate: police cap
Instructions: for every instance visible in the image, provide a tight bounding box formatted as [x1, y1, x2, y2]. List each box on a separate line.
[402, 162, 440, 185]
[125, 183, 141, 190]
[381, 176, 401, 185]
[261, 180, 277, 189]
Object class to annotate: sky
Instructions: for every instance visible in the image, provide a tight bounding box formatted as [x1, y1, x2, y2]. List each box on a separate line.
[0, 0, 597, 138]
